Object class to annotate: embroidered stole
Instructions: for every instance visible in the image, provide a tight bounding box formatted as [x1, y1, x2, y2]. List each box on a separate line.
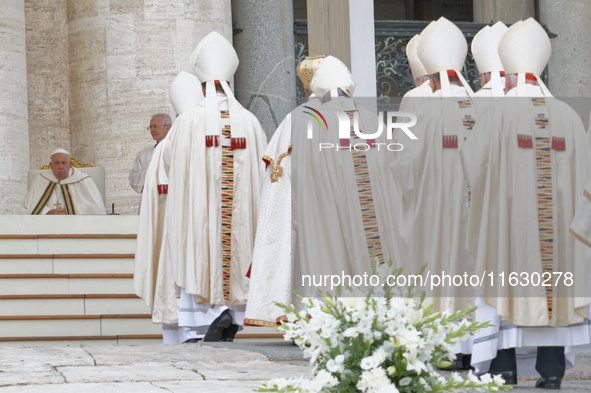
[32, 181, 76, 215]
[346, 110, 383, 266]
[517, 98, 557, 319]
[220, 110, 233, 302]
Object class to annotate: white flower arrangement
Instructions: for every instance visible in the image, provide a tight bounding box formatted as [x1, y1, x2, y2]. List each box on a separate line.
[257, 264, 512, 393]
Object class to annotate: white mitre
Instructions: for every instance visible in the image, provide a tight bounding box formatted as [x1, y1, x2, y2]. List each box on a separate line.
[418, 16, 472, 96]
[499, 17, 552, 96]
[169, 71, 204, 115]
[310, 55, 356, 99]
[51, 148, 70, 158]
[189, 31, 244, 140]
[472, 21, 508, 96]
[407, 34, 428, 81]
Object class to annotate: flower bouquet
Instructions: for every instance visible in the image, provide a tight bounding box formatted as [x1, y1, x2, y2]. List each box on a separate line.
[257, 265, 511, 393]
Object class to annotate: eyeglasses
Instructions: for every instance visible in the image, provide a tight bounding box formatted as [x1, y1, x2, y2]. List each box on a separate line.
[147, 125, 167, 131]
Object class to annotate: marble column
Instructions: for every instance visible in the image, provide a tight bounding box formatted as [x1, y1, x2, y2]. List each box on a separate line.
[67, 0, 232, 214]
[231, 0, 297, 139]
[25, 0, 71, 171]
[539, 0, 591, 98]
[473, 0, 535, 24]
[307, 0, 352, 68]
[0, 1, 29, 214]
[306, 0, 377, 98]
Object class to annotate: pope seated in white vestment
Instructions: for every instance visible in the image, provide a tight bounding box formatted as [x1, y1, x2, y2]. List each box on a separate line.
[24, 149, 106, 215]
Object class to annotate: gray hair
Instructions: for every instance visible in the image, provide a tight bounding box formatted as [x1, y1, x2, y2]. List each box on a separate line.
[152, 113, 172, 126]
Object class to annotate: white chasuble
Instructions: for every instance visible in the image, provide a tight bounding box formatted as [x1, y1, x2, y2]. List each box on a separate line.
[245, 97, 408, 326]
[165, 96, 267, 307]
[392, 85, 477, 313]
[464, 85, 591, 327]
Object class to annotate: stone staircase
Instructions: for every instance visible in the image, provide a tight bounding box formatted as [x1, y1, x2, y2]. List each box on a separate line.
[0, 216, 160, 346]
[0, 216, 280, 346]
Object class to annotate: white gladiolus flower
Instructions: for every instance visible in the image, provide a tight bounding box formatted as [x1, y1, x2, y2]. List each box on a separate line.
[257, 274, 503, 393]
[492, 374, 505, 386]
[404, 349, 427, 374]
[479, 373, 494, 384]
[467, 370, 481, 383]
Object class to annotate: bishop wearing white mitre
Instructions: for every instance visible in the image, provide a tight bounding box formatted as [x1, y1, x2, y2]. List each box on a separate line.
[463, 18, 591, 389]
[245, 55, 406, 326]
[163, 31, 267, 342]
[134, 71, 204, 344]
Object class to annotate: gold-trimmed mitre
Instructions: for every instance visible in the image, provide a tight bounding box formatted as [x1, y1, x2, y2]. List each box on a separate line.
[296, 56, 326, 89]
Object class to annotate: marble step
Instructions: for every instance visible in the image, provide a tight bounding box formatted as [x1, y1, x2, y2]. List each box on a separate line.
[0, 274, 135, 295]
[0, 256, 134, 274]
[0, 334, 162, 347]
[0, 234, 136, 255]
[0, 294, 150, 316]
[0, 314, 161, 338]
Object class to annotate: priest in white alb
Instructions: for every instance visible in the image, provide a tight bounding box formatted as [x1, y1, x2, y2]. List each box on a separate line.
[463, 18, 591, 389]
[164, 31, 267, 342]
[24, 149, 106, 215]
[134, 71, 204, 344]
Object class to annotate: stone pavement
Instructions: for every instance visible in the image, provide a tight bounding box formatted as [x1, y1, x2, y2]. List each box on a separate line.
[0, 340, 589, 392]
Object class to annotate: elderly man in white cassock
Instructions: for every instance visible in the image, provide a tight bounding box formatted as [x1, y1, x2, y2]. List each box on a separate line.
[463, 18, 591, 389]
[24, 149, 106, 215]
[128, 113, 173, 194]
[245, 56, 406, 327]
[134, 71, 204, 344]
[391, 16, 478, 369]
[163, 31, 267, 342]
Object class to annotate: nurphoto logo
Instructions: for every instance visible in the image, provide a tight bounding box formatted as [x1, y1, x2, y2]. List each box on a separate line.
[304, 109, 418, 151]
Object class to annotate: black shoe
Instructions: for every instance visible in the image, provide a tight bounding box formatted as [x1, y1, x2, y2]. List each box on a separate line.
[535, 377, 562, 389]
[182, 338, 202, 344]
[461, 354, 473, 370]
[479, 371, 517, 385]
[220, 323, 239, 342]
[203, 309, 233, 342]
[439, 354, 465, 370]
